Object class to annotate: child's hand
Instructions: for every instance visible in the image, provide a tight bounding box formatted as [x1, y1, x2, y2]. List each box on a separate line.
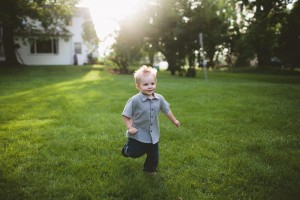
[128, 127, 138, 135]
[173, 120, 180, 127]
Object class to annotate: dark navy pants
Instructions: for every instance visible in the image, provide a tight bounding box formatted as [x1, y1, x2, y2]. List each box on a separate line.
[123, 138, 159, 172]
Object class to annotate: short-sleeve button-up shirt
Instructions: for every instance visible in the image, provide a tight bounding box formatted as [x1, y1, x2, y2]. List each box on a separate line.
[122, 92, 170, 144]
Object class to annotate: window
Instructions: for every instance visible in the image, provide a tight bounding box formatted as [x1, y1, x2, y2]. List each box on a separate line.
[30, 39, 58, 54]
[74, 42, 82, 54]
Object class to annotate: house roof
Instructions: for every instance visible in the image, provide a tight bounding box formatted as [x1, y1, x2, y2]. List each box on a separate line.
[14, 7, 94, 37]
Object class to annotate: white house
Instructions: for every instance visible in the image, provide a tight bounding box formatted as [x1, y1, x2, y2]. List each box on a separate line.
[0, 7, 98, 66]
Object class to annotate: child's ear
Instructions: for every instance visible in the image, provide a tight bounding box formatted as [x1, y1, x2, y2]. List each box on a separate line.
[135, 83, 140, 90]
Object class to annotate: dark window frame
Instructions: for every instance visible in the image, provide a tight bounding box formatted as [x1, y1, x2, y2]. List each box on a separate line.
[30, 38, 59, 54]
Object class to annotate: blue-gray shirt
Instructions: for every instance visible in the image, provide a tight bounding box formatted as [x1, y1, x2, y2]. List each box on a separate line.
[122, 92, 170, 144]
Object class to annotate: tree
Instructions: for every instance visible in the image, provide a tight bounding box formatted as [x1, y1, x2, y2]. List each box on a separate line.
[148, 0, 235, 74]
[0, 0, 78, 66]
[110, 0, 246, 75]
[183, 0, 235, 68]
[110, 13, 146, 72]
[111, 0, 298, 72]
[277, 1, 300, 68]
[111, 0, 188, 75]
[240, 0, 293, 67]
[82, 20, 100, 55]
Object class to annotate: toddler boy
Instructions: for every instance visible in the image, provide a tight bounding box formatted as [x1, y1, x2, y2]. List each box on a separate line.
[121, 65, 180, 174]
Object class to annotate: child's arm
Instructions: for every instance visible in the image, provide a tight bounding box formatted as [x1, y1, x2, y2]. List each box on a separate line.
[166, 109, 180, 127]
[122, 116, 138, 134]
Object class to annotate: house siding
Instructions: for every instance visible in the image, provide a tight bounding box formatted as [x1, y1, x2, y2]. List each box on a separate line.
[16, 38, 74, 65]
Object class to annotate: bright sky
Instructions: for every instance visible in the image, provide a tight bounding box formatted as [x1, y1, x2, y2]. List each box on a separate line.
[78, 0, 142, 56]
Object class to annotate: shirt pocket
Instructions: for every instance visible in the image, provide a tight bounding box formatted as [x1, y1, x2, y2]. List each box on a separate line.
[151, 105, 160, 117]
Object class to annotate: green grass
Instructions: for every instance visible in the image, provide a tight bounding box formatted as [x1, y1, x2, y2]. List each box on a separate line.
[0, 65, 299, 200]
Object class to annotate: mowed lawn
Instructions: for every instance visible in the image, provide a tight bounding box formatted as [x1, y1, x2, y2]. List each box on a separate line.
[0, 65, 299, 200]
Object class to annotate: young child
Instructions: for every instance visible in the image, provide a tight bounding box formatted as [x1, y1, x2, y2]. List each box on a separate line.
[121, 65, 180, 174]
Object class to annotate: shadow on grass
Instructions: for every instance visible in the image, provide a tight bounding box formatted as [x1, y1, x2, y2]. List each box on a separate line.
[218, 67, 300, 84]
[0, 65, 105, 95]
[0, 170, 25, 200]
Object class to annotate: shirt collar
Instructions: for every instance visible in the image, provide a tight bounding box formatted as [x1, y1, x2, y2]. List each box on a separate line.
[138, 92, 159, 101]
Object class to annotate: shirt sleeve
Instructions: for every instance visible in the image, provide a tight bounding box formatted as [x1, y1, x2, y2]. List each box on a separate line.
[122, 97, 134, 118]
[159, 95, 170, 115]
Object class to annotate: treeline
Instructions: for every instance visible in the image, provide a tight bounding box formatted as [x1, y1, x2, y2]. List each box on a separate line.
[109, 0, 300, 75]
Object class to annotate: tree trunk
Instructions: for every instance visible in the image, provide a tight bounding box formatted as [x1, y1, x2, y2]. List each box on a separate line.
[256, 49, 271, 67]
[148, 50, 154, 66]
[165, 54, 176, 75]
[2, 21, 20, 67]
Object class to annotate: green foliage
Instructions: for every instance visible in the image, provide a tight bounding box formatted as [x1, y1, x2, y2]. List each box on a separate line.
[0, 66, 300, 199]
[110, 15, 146, 71]
[277, 1, 300, 67]
[238, 0, 293, 66]
[183, 0, 235, 66]
[112, 0, 298, 72]
[82, 20, 100, 53]
[112, 0, 236, 74]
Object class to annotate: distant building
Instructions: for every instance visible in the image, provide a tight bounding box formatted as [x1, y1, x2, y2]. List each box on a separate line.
[0, 7, 98, 65]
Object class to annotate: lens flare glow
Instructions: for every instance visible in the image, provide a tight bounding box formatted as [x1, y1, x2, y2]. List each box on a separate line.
[78, 0, 142, 56]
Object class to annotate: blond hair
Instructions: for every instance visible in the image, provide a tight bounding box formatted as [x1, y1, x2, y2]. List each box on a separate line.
[134, 65, 157, 83]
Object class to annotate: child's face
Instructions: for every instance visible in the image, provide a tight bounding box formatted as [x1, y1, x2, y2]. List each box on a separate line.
[136, 74, 157, 97]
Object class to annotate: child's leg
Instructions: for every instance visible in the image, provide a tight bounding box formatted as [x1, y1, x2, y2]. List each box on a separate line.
[143, 142, 159, 173]
[122, 138, 146, 158]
